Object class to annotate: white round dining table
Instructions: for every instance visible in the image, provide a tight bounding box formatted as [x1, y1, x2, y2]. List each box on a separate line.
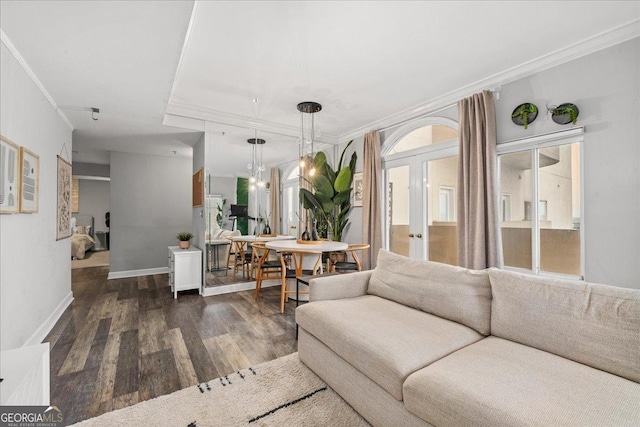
[265, 240, 348, 276]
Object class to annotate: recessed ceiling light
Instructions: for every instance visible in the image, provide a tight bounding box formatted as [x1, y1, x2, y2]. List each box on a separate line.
[252, 98, 259, 103]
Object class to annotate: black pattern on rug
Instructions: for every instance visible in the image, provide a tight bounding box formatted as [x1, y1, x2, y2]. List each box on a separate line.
[247, 387, 328, 424]
[188, 365, 329, 426]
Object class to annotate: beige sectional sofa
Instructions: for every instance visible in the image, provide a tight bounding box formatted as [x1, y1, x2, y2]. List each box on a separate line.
[296, 250, 640, 426]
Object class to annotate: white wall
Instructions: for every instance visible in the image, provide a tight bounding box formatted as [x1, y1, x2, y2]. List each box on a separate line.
[0, 41, 73, 350]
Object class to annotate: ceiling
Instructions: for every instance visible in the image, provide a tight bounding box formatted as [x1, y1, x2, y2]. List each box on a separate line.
[2, 1, 639, 173]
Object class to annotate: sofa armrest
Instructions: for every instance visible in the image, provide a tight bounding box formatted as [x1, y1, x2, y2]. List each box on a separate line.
[309, 270, 372, 302]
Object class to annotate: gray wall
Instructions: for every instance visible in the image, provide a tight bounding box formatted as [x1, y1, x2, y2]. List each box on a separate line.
[110, 151, 192, 272]
[77, 179, 110, 233]
[192, 134, 205, 252]
[72, 162, 110, 178]
[352, 39, 639, 289]
[1, 42, 73, 350]
[494, 38, 639, 289]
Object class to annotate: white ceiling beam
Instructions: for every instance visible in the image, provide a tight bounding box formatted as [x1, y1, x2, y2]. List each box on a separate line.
[166, 101, 340, 145]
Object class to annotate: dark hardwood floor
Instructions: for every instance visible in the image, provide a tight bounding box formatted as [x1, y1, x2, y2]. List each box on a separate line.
[46, 266, 297, 425]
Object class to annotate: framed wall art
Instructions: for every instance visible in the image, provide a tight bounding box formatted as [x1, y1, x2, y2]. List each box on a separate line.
[19, 147, 39, 213]
[192, 167, 204, 207]
[0, 135, 20, 214]
[352, 172, 363, 207]
[56, 156, 73, 240]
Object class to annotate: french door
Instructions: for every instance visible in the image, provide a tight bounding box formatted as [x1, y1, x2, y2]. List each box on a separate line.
[383, 145, 458, 265]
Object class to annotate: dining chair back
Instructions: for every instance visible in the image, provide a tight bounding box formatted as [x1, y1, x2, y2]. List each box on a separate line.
[278, 249, 323, 313]
[330, 243, 370, 273]
[251, 242, 282, 300]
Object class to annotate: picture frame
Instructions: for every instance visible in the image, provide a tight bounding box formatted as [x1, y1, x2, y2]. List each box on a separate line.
[352, 172, 363, 207]
[0, 135, 20, 214]
[56, 156, 73, 240]
[192, 167, 204, 207]
[19, 147, 39, 213]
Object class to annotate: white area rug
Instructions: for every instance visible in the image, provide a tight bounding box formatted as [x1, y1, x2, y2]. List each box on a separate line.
[72, 353, 369, 426]
[71, 250, 109, 269]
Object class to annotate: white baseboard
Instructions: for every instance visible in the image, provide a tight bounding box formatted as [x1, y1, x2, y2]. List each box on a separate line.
[108, 267, 170, 280]
[202, 279, 280, 297]
[24, 292, 73, 347]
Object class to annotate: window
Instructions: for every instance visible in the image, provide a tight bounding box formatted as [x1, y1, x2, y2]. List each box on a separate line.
[501, 193, 512, 222]
[498, 130, 583, 278]
[438, 186, 455, 221]
[389, 125, 458, 155]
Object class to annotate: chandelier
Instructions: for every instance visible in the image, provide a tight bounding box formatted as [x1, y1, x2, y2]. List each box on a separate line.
[297, 101, 322, 176]
[247, 131, 266, 191]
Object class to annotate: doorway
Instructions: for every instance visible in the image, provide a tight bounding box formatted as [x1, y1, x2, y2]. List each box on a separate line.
[382, 119, 459, 265]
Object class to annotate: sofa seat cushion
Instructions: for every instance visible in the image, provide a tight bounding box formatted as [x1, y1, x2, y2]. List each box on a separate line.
[296, 295, 484, 401]
[403, 336, 640, 426]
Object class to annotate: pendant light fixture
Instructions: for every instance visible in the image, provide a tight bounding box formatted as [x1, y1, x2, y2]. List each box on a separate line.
[247, 131, 266, 191]
[297, 101, 322, 176]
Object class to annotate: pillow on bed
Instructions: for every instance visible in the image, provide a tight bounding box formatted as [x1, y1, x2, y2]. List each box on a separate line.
[76, 225, 87, 234]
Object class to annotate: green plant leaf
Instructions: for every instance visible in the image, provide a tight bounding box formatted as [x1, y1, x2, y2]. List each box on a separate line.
[337, 140, 354, 171]
[334, 167, 352, 192]
[333, 188, 352, 205]
[323, 163, 336, 184]
[313, 174, 334, 199]
[300, 188, 320, 211]
[314, 151, 327, 170]
[349, 152, 357, 176]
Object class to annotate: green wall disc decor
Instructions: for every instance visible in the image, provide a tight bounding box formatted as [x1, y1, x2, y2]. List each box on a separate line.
[549, 103, 579, 125]
[511, 103, 538, 129]
[236, 177, 248, 235]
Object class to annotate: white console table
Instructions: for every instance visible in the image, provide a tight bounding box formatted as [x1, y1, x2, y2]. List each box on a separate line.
[168, 246, 202, 299]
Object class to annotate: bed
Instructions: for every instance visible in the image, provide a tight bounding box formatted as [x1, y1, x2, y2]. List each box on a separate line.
[71, 215, 95, 260]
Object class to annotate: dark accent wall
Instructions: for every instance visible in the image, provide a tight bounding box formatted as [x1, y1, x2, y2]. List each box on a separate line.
[236, 177, 248, 235]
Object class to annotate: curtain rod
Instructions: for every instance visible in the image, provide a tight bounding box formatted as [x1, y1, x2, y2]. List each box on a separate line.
[377, 87, 502, 134]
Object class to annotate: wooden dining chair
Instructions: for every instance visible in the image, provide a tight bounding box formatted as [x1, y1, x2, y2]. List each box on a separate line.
[251, 242, 282, 300]
[278, 249, 322, 313]
[232, 240, 253, 280]
[224, 237, 236, 276]
[330, 243, 370, 273]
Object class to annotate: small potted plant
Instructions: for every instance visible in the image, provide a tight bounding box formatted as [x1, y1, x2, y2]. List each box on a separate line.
[511, 103, 539, 129]
[177, 232, 194, 249]
[549, 103, 579, 125]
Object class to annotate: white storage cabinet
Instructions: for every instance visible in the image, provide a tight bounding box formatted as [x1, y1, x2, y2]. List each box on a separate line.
[168, 246, 202, 298]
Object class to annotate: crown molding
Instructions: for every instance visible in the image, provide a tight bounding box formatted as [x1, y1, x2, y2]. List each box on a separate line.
[166, 101, 340, 144]
[338, 19, 640, 143]
[166, 19, 639, 146]
[1, 30, 74, 132]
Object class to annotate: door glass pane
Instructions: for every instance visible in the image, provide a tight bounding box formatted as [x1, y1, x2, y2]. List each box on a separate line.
[539, 143, 580, 275]
[499, 151, 533, 270]
[427, 157, 458, 266]
[390, 125, 458, 155]
[282, 185, 298, 236]
[387, 165, 410, 257]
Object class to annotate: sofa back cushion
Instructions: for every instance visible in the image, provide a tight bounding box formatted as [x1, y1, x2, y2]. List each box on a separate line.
[368, 250, 492, 335]
[489, 268, 640, 383]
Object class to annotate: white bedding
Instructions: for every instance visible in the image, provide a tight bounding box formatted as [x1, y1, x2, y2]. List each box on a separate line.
[71, 232, 95, 260]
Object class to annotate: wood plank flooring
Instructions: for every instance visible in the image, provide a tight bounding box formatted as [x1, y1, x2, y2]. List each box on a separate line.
[46, 266, 297, 425]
